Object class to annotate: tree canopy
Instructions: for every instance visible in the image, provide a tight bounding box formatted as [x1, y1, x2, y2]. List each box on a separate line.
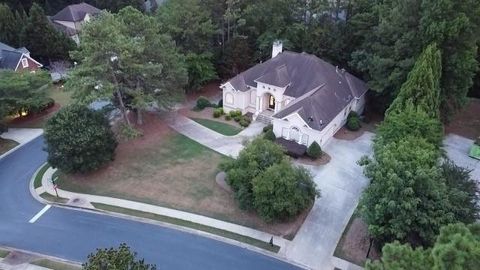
[67, 7, 188, 126]
[83, 243, 156, 270]
[44, 104, 117, 173]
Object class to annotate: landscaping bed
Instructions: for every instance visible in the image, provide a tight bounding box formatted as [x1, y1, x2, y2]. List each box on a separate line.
[334, 213, 380, 267]
[0, 138, 18, 156]
[55, 114, 305, 238]
[445, 98, 480, 140]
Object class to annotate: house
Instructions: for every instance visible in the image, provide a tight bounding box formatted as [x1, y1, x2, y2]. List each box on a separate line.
[49, 2, 101, 44]
[0, 42, 42, 72]
[221, 41, 368, 148]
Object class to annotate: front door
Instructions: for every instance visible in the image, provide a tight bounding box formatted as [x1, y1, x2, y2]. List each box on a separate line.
[268, 95, 275, 110]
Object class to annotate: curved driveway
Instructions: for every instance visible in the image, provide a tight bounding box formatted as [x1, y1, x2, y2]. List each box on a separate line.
[0, 136, 302, 270]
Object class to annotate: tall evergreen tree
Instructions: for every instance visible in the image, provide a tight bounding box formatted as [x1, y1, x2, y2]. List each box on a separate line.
[20, 3, 75, 63]
[420, 0, 480, 120]
[0, 3, 22, 46]
[386, 43, 442, 118]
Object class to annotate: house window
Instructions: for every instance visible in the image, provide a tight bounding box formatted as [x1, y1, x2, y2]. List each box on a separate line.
[21, 58, 29, 68]
[289, 127, 301, 142]
[225, 93, 234, 105]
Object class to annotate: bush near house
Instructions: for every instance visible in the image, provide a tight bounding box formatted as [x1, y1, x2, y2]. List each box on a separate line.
[263, 124, 273, 133]
[213, 108, 224, 118]
[229, 110, 242, 118]
[196, 96, 212, 110]
[306, 141, 322, 159]
[347, 111, 361, 131]
[44, 105, 117, 174]
[264, 129, 276, 141]
[225, 115, 232, 121]
[221, 138, 319, 221]
[238, 117, 251, 127]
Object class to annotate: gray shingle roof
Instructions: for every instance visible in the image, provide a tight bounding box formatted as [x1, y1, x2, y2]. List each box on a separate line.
[0, 42, 24, 70]
[51, 2, 101, 22]
[226, 51, 368, 131]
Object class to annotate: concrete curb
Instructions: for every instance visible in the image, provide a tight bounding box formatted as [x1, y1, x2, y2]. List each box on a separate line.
[0, 131, 43, 161]
[0, 245, 82, 267]
[28, 164, 310, 270]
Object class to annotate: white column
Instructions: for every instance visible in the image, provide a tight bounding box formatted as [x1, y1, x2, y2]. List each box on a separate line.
[274, 101, 281, 113]
[255, 96, 261, 115]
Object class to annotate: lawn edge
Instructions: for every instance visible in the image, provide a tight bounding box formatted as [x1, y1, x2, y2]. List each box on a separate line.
[29, 164, 310, 269]
[0, 245, 82, 268]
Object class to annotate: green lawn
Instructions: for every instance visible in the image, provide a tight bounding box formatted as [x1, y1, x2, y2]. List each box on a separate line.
[47, 84, 73, 107]
[0, 138, 18, 156]
[34, 163, 50, 188]
[191, 118, 242, 136]
[31, 259, 81, 270]
[0, 248, 9, 258]
[469, 144, 480, 160]
[92, 203, 280, 253]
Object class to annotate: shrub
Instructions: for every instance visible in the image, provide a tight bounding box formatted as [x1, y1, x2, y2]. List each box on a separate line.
[229, 110, 242, 118]
[84, 243, 155, 270]
[239, 116, 251, 127]
[196, 96, 211, 110]
[252, 160, 319, 221]
[347, 112, 361, 131]
[263, 124, 273, 133]
[264, 129, 276, 141]
[44, 105, 117, 174]
[118, 123, 143, 140]
[225, 115, 232, 121]
[213, 108, 224, 118]
[218, 99, 223, 107]
[233, 115, 241, 122]
[221, 138, 319, 220]
[306, 141, 322, 159]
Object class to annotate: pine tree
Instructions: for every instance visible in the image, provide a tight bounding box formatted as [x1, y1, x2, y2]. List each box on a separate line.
[386, 43, 442, 119]
[0, 4, 20, 46]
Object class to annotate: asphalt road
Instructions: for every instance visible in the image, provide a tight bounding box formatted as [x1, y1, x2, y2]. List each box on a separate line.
[0, 136, 302, 270]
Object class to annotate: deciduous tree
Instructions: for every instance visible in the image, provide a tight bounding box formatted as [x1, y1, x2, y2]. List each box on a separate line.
[83, 243, 156, 270]
[44, 105, 117, 173]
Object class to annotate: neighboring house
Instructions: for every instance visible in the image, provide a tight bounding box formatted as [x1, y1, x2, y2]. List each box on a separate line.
[0, 42, 42, 72]
[221, 42, 368, 148]
[49, 2, 101, 44]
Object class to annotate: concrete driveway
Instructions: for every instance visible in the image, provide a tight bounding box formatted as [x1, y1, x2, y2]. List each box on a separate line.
[444, 134, 480, 182]
[283, 133, 374, 270]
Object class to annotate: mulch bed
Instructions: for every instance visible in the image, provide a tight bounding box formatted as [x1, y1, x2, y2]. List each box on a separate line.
[297, 152, 331, 166]
[7, 103, 61, 128]
[445, 98, 480, 140]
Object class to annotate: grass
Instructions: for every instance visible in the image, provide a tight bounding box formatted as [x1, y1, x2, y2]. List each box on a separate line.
[47, 84, 73, 107]
[92, 202, 280, 253]
[191, 118, 242, 136]
[31, 259, 81, 270]
[40, 192, 68, 204]
[0, 138, 18, 156]
[469, 144, 480, 160]
[34, 163, 50, 188]
[0, 248, 9, 258]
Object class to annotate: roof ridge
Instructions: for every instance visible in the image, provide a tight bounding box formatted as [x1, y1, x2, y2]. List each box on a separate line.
[272, 83, 325, 118]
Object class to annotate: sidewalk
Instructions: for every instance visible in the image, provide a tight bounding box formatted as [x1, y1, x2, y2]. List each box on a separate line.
[169, 113, 264, 158]
[0, 128, 43, 160]
[36, 167, 289, 251]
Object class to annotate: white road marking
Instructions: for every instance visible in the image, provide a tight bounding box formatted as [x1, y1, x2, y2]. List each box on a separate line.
[29, 205, 51, 223]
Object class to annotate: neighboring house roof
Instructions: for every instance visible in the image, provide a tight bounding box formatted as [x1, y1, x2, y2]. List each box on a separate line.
[49, 19, 79, 36]
[0, 41, 42, 71]
[225, 51, 368, 131]
[51, 2, 101, 22]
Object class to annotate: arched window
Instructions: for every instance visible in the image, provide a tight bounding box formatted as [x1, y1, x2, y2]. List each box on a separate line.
[225, 93, 234, 105]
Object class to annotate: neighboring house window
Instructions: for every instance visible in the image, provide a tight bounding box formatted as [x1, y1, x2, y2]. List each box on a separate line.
[21, 58, 29, 68]
[225, 93, 234, 105]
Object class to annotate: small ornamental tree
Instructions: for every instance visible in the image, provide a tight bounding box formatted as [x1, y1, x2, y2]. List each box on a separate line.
[83, 243, 156, 270]
[253, 160, 319, 221]
[306, 141, 322, 159]
[45, 105, 117, 174]
[346, 111, 361, 131]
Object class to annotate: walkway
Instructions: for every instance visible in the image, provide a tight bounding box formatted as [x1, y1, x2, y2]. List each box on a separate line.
[283, 133, 374, 270]
[444, 134, 480, 182]
[0, 128, 43, 160]
[36, 167, 289, 250]
[169, 113, 265, 158]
